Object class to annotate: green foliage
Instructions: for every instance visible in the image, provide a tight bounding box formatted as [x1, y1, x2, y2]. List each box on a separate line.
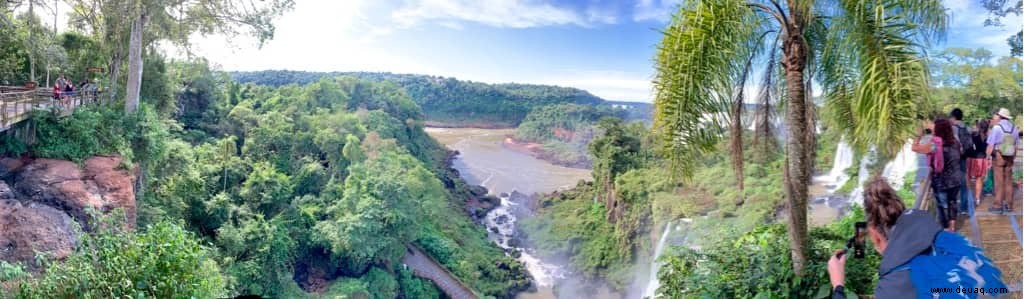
[397, 268, 441, 299]
[0, 133, 27, 157]
[32, 105, 170, 165]
[13, 221, 226, 298]
[928, 48, 1022, 120]
[656, 208, 881, 298]
[232, 70, 607, 126]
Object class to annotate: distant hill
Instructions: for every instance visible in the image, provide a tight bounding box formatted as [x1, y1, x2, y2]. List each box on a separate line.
[231, 70, 616, 127]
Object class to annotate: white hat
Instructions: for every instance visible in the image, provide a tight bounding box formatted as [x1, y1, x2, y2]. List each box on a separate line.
[996, 108, 1013, 120]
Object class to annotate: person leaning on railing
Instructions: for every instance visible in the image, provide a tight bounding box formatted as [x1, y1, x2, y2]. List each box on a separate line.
[828, 178, 1005, 299]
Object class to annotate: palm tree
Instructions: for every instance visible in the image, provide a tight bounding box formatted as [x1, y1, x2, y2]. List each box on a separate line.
[652, 0, 946, 274]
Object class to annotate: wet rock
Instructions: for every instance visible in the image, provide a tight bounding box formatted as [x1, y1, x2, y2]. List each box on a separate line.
[14, 156, 136, 230]
[468, 185, 489, 197]
[495, 214, 510, 226]
[0, 157, 26, 179]
[0, 197, 77, 271]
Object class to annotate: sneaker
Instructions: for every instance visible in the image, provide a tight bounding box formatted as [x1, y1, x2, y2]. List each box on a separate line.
[1003, 204, 1012, 213]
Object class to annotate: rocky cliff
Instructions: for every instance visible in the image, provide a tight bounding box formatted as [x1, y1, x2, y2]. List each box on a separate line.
[0, 156, 135, 270]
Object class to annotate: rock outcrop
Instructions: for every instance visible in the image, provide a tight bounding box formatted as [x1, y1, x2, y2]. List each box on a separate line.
[0, 155, 136, 271]
[0, 193, 77, 270]
[14, 156, 136, 229]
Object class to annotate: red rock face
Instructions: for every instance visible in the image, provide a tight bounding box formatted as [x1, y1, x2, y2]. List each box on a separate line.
[0, 197, 77, 270]
[14, 156, 136, 230]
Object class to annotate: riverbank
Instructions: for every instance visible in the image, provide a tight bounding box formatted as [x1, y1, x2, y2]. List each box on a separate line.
[424, 121, 515, 129]
[502, 136, 591, 169]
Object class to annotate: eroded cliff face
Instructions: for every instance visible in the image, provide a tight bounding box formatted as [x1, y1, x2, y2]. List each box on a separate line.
[0, 156, 135, 271]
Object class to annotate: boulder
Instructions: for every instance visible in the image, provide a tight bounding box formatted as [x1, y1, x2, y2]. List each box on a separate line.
[14, 156, 136, 230]
[0, 196, 77, 270]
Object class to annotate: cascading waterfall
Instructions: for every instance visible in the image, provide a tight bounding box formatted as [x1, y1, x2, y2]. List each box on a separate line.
[848, 149, 874, 205]
[642, 219, 692, 298]
[815, 137, 854, 191]
[881, 141, 916, 190]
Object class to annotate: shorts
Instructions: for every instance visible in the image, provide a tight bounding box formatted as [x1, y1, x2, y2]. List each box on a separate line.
[967, 158, 990, 179]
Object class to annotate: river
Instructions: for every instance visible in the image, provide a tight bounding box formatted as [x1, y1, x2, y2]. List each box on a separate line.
[427, 127, 621, 299]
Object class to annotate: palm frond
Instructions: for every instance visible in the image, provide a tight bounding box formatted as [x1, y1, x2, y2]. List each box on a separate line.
[820, 0, 947, 157]
[653, 0, 760, 179]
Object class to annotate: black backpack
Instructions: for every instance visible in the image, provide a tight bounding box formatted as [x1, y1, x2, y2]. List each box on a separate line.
[954, 123, 974, 156]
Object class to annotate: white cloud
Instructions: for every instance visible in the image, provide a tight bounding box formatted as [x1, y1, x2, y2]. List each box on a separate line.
[633, 0, 675, 23]
[391, 0, 608, 28]
[532, 70, 653, 101]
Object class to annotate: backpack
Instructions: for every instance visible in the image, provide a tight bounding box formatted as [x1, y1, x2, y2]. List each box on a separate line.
[954, 123, 975, 156]
[928, 137, 945, 173]
[890, 231, 1007, 298]
[994, 123, 1017, 156]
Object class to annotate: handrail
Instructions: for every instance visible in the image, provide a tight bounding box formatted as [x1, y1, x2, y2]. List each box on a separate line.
[0, 86, 105, 131]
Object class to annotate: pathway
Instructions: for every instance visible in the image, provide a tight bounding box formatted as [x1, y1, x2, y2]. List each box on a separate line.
[0, 87, 101, 132]
[401, 244, 478, 299]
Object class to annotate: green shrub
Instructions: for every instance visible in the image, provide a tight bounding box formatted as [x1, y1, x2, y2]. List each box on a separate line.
[657, 208, 880, 298]
[13, 221, 226, 298]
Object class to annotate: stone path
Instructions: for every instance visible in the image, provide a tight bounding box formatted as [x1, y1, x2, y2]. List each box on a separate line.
[401, 244, 478, 299]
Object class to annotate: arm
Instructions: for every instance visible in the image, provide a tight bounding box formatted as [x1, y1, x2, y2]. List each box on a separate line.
[829, 250, 847, 299]
[911, 136, 933, 154]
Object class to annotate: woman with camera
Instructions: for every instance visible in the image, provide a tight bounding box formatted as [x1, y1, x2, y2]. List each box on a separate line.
[827, 178, 1004, 298]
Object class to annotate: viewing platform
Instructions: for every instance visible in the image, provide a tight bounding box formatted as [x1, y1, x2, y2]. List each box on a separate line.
[0, 86, 103, 132]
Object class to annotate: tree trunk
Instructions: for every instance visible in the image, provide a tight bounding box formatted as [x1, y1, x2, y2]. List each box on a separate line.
[781, 29, 810, 276]
[731, 98, 744, 204]
[124, 10, 148, 114]
[28, 1, 35, 83]
[108, 49, 122, 103]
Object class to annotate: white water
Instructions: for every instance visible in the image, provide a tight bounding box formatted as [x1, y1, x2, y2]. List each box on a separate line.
[848, 150, 873, 205]
[485, 193, 566, 287]
[814, 138, 854, 191]
[881, 141, 916, 190]
[641, 218, 693, 298]
[642, 221, 675, 298]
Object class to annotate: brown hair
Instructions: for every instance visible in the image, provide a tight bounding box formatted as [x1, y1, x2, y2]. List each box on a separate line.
[933, 118, 957, 147]
[975, 119, 989, 137]
[863, 177, 905, 238]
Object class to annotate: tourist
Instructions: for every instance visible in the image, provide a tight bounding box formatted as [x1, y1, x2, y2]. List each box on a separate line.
[828, 178, 1005, 299]
[986, 108, 1019, 213]
[951, 109, 973, 215]
[967, 120, 990, 207]
[52, 82, 60, 101]
[912, 118, 962, 231]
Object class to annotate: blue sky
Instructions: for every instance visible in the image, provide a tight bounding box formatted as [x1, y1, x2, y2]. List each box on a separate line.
[181, 0, 1022, 102]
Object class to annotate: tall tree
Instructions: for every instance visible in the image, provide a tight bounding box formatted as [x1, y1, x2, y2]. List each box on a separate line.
[981, 0, 1023, 56]
[653, 0, 946, 274]
[65, 0, 293, 113]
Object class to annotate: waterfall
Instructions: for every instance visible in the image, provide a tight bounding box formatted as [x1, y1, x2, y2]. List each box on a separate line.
[814, 137, 854, 191]
[642, 219, 683, 298]
[881, 141, 916, 189]
[848, 151, 873, 205]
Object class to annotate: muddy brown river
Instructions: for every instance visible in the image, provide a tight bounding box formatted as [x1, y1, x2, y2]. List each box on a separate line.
[426, 127, 623, 299]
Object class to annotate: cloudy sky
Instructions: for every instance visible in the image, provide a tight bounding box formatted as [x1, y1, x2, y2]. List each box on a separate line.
[36, 0, 1023, 101]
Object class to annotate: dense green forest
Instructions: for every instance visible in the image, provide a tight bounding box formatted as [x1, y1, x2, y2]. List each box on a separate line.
[2, 56, 532, 297]
[512, 104, 626, 167]
[232, 70, 607, 126]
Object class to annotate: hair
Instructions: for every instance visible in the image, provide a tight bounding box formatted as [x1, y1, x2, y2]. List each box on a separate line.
[933, 118, 957, 146]
[975, 119, 990, 136]
[863, 177, 906, 239]
[924, 128, 932, 135]
[950, 108, 963, 121]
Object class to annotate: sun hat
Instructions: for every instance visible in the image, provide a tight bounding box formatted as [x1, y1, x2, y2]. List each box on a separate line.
[996, 108, 1012, 120]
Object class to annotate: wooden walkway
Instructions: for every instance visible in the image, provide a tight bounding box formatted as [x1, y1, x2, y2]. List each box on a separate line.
[401, 244, 478, 299]
[912, 155, 1023, 298]
[0, 86, 101, 132]
[958, 186, 1023, 299]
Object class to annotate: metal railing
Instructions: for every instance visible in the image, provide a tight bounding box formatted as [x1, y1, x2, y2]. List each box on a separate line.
[0, 86, 104, 131]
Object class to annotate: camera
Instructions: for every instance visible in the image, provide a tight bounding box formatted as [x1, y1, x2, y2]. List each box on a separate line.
[846, 221, 867, 259]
